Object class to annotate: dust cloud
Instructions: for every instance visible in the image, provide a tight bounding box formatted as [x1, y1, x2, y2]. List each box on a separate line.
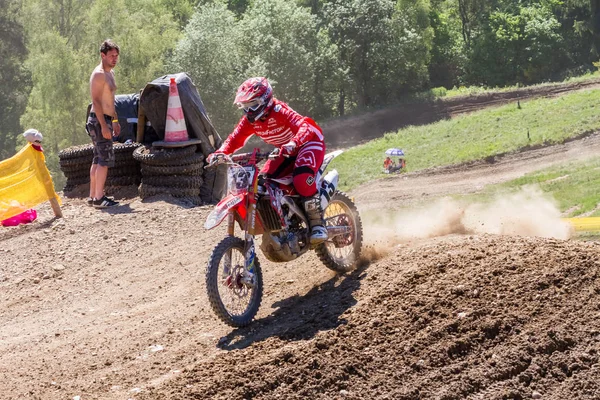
[361, 186, 573, 247]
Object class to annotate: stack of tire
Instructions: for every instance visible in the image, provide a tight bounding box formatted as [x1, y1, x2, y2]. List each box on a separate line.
[58, 142, 142, 195]
[133, 145, 204, 205]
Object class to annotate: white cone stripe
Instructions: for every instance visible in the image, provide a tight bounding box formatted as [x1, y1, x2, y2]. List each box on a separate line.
[168, 96, 182, 108]
[166, 120, 186, 130]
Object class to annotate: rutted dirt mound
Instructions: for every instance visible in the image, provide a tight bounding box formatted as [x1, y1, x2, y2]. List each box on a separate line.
[139, 235, 600, 400]
[1, 84, 600, 400]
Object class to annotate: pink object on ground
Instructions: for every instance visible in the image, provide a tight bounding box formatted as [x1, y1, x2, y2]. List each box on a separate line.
[1, 209, 37, 227]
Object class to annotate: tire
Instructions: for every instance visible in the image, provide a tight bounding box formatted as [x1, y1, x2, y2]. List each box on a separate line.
[315, 191, 363, 273]
[60, 144, 137, 168]
[108, 165, 140, 178]
[141, 151, 204, 167]
[114, 152, 137, 163]
[106, 175, 138, 187]
[59, 155, 93, 168]
[113, 142, 142, 154]
[61, 161, 137, 180]
[65, 175, 90, 187]
[60, 162, 90, 174]
[63, 184, 77, 194]
[138, 183, 199, 199]
[205, 236, 263, 327]
[133, 145, 197, 165]
[142, 175, 203, 189]
[141, 162, 203, 176]
[61, 166, 90, 179]
[58, 144, 94, 160]
[59, 142, 139, 161]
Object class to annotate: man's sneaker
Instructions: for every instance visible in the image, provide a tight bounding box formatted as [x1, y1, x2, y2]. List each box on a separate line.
[93, 195, 119, 209]
[88, 196, 114, 206]
[310, 225, 328, 245]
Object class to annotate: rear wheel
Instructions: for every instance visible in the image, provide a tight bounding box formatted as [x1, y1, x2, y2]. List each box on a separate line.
[315, 191, 363, 273]
[205, 236, 263, 327]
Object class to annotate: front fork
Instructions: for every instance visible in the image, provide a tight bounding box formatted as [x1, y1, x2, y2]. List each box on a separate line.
[226, 212, 256, 287]
[243, 233, 256, 277]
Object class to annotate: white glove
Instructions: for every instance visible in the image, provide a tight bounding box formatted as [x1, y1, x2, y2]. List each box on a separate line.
[207, 152, 226, 164]
[280, 141, 297, 157]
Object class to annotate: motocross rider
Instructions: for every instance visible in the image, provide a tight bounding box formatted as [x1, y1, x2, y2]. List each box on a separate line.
[207, 77, 328, 245]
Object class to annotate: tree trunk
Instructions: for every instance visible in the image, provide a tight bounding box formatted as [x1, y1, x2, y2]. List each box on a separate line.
[592, 0, 600, 57]
[337, 88, 345, 117]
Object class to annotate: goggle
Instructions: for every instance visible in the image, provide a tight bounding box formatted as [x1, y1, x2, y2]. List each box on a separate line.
[237, 99, 262, 113]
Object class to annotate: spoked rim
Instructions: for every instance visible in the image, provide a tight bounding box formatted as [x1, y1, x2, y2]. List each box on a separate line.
[218, 248, 255, 318]
[323, 200, 357, 262]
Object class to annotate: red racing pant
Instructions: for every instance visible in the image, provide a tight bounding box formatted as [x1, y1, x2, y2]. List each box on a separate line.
[260, 141, 325, 197]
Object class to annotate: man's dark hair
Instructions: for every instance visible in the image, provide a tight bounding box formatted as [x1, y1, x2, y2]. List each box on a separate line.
[100, 39, 120, 55]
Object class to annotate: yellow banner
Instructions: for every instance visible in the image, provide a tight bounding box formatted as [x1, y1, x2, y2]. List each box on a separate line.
[563, 217, 600, 232]
[0, 144, 61, 221]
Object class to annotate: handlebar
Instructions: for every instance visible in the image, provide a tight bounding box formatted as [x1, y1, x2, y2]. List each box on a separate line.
[204, 148, 279, 169]
[231, 151, 274, 162]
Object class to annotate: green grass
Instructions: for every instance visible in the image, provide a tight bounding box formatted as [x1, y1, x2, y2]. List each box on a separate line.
[478, 158, 600, 217]
[332, 88, 600, 191]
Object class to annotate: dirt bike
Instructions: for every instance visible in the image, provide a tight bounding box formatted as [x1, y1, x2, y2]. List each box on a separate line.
[203, 148, 363, 327]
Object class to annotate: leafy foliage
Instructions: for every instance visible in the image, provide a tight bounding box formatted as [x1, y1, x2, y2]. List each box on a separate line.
[1, 0, 600, 191]
[0, 0, 31, 161]
[469, 3, 563, 85]
[238, 0, 322, 114]
[169, 2, 242, 133]
[17, 0, 182, 188]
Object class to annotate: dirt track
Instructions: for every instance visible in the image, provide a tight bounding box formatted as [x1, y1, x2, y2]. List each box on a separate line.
[1, 83, 600, 400]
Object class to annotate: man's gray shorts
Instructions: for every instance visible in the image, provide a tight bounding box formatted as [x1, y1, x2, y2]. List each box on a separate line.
[86, 113, 115, 167]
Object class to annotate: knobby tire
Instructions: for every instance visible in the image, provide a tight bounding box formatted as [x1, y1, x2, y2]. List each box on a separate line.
[205, 236, 263, 327]
[315, 191, 363, 273]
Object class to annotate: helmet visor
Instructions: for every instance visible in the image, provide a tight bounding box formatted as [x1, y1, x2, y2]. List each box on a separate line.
[236, 98, 263, 113]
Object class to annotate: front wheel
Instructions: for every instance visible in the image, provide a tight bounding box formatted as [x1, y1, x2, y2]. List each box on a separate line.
[315, 191, 363, 273]
[205, 236, 263, 327]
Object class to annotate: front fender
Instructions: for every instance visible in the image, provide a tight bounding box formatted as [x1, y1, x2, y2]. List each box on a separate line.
[204, 193, 244, 230]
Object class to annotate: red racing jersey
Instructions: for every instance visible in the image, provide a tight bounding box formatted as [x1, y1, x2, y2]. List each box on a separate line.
[218, 99, 324, 154]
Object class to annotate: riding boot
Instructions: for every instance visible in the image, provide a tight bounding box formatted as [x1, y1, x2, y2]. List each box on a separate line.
[302, 193, 328, 245]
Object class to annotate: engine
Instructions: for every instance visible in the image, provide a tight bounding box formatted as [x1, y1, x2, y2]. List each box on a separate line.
[257, 195, 310, 262]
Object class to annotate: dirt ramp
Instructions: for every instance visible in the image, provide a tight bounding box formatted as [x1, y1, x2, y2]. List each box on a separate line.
[138, 235, 600, 400]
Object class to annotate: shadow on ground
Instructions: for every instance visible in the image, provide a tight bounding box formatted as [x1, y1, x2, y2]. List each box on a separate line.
[218, 265, 369, 350]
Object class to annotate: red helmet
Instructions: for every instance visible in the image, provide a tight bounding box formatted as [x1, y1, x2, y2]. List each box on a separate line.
[234, 77, 273, 122]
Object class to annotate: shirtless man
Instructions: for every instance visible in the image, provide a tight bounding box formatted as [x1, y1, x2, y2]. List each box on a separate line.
[86, 39, 121, 208]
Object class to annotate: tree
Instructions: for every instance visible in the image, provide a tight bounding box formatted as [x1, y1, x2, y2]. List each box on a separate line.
[196, 0, 250, 17]
[0, 0, 30, 161]
[238, 0, 323, 116]
[169, 2, 243, 134]
[19, 0, 181, 189]
[85, 0, 181, 93]
[322, 0, 432, 113]
[469, 2, 563, 86]
[393, 0, 434, 93]
[557, 0, 600, 72]
[296, 0, 324, 14]
[428, 1, 467, 88]
[159, 0, 195, 29]
[19, 0, 94, 189]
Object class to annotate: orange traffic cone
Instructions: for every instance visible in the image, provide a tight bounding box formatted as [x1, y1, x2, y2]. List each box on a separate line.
[164, 77, 189, 142]
[152, 76, 202, 148]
